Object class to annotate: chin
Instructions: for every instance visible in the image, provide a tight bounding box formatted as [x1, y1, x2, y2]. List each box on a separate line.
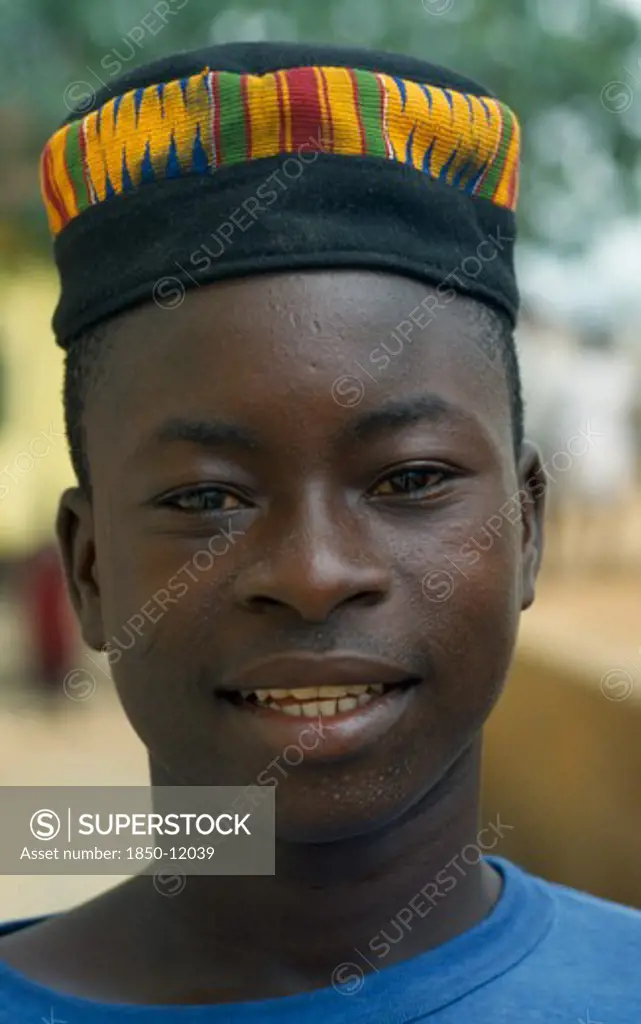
[272, 777, 431, 845]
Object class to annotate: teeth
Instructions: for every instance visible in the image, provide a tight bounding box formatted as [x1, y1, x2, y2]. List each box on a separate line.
[236, 683, 389, 718]
[241, 683, 385, 702]
[281, 704, 302, 717]
[318, 684, 371, 697]
[318, 700, 337, 715]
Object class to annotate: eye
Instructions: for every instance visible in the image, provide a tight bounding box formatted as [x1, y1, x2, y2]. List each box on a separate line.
[158, 486, 249, 515]
[370, 466, 453, 500]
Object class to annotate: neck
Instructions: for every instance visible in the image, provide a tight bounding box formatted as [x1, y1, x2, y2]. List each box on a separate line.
[138, 741, 502, 996]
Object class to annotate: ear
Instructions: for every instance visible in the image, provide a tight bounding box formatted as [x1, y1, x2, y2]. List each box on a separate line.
[517, 440, 546, 611]
[56, 487, 106, 651]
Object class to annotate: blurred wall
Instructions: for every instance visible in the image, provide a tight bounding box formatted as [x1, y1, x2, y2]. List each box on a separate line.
[0, 268, 74, 558]
[483, 645, 641, 910]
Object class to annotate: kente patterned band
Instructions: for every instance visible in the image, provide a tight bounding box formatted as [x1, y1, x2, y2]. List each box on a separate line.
[40, 65, 520, 238]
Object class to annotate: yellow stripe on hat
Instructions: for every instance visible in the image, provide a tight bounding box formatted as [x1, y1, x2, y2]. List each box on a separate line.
[98, 99, 125, 196]
[383, 74, 433, 168]
[493, 113, 521, 208]
[49, 124, 78, 222]
[421, 88, 455, 178]
[467, 95, 500, 172]
[245, 72, 281, 159]
[321, 67, 364, 155]
[83, 108, 107, 202]
[313, 66, 332, 153]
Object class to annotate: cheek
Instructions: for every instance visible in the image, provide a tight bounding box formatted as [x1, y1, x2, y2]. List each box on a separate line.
[94, 519, 235, 652]
[397, 501, 522, 717]
[104, 600, 211, 777]
[396, 485, 522, 604]
[93, 529, 235, 754]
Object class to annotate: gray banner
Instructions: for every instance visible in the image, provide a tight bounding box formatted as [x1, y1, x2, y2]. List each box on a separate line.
[0, 786, 275, 875]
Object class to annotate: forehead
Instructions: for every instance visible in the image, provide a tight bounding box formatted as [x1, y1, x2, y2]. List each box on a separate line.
[88, 270, 512, 454]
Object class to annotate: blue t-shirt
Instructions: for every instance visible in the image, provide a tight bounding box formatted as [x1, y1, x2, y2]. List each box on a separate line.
[1, 857, 640, 1022]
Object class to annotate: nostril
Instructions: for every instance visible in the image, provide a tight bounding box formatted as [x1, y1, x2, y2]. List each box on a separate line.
[242, 595, 288, 614]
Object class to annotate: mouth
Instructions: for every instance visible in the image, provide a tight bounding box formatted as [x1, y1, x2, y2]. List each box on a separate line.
[215, 653, 421, 760]
[221, 680, 418, 720]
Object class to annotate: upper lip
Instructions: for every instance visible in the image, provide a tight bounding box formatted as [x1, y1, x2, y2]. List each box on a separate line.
[220, 652, 418, 692]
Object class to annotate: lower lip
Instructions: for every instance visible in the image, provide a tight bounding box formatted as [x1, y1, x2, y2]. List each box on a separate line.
[218, 685, 419, 761]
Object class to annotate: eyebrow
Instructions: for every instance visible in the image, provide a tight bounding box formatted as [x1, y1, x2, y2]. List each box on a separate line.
[132, 394, 474, 462]
[133, 417, 265, 458]
[336, 394, 475, 445]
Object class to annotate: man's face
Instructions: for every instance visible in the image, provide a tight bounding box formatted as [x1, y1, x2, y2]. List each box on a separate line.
[61, 271, 543, 842]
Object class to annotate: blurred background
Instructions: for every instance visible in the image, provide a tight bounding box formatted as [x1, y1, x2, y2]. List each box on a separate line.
[1, 0, 641, 920]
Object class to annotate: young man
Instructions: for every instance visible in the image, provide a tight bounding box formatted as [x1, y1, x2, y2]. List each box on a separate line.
[1, 41, 639, 1022]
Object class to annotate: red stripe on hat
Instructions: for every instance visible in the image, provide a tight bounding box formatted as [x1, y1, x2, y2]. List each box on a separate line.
[318, 68, 334, 153]
[41, 144, 68, 228]
[286, 67, 323, 152]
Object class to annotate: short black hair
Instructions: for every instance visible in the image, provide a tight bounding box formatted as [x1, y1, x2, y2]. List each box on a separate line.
[63, 297, 524, 497]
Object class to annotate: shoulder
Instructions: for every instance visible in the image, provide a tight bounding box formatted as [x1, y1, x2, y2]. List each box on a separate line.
[547, 876, 641, 938]
[0, 877, 144, 992]
[0, 912, 69, 979]
[0, 915, 51, 948]
[529, 875, 641, 996]
[481, 863, 641, 1020]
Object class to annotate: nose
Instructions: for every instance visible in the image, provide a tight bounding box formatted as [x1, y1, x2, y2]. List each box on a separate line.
[233, 491, 390, 622]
